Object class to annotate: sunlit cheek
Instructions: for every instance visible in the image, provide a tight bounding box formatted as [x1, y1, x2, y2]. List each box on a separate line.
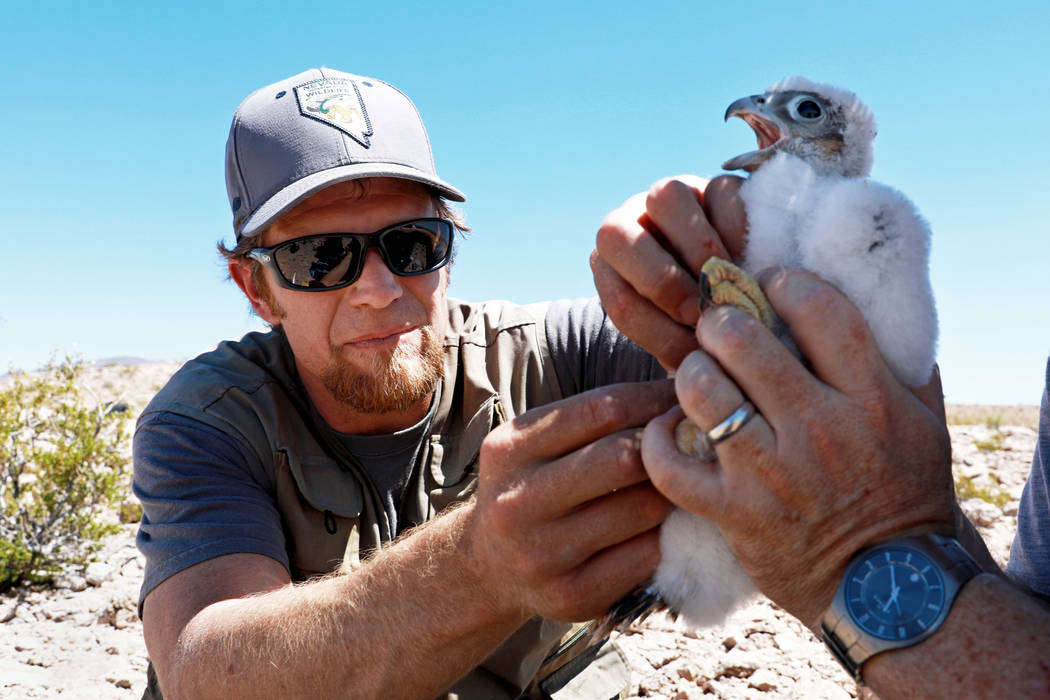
[414, 268, 450, 330]
[281, 298, 341, 368]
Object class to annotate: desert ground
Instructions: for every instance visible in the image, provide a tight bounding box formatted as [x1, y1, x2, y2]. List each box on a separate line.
[0, 362, 1039, 699]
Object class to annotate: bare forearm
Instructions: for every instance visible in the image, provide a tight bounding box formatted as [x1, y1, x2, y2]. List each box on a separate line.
[863, 574, 1050, 697]
[167, 504, 525, 699]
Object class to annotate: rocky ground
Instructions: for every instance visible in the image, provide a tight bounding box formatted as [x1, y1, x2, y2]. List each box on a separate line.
[0, 363, 1039, 698]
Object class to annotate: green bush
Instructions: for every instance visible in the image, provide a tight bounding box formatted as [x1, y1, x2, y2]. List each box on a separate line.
[984, 414, 1004, 431]
[973, 432, 1006, 452]
[955, 472, 1011, 508]
[0, 357, 130, 591]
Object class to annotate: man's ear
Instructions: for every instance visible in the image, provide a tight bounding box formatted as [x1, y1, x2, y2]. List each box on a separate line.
[229, 258, 282, 325]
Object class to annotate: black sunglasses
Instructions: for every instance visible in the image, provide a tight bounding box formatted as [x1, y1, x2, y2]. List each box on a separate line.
[248, 218, 454, 291]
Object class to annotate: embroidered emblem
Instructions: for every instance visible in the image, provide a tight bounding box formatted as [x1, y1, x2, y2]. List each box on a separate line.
[294, 77, 373, 148]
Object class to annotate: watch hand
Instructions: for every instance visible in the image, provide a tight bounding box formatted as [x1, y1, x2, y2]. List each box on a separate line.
[886, 587, 902, 612]
[880, 566, 904, 613]
[881, 585, 902, 613]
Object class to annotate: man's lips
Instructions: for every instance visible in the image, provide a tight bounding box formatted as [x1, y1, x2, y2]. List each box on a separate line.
[344, 325, 420, 348]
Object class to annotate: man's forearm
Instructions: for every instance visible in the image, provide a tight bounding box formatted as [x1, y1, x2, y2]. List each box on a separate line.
[167, 503, 527, 699]
[864, 573, 1050, 697]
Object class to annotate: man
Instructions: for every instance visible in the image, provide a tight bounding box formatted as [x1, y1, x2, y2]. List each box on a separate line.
[134, 67, 676, 699]
[591, 174, 1050, 696]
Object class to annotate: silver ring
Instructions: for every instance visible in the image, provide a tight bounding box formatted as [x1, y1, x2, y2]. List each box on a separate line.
[693, 401, 757, 460]
[706, 400, 756, 445]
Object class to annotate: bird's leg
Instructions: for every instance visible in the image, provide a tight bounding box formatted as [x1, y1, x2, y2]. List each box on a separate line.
[675, 257, 775, 458]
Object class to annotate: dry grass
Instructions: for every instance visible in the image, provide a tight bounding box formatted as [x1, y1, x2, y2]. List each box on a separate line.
[946, 404, 1039, 430]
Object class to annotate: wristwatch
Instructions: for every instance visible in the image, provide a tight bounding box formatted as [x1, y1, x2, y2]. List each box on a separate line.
[820, 533, 982, 683]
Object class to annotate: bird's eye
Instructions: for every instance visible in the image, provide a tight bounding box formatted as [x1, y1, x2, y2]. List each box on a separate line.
[795, 99, 823, 120]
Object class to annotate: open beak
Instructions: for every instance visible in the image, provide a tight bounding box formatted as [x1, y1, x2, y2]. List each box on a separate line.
[722, 94, 786, 172]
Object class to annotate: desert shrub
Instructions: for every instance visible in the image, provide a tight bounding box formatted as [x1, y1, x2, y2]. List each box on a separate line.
[118, 499, 143, 524]
[954, 473, 1011, 508]
[973, 432, 1006, 453]
[984, 414, 1004, 431]
[0, 356, 130, 591]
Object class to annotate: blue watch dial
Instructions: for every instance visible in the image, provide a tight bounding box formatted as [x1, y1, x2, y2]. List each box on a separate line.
[844, 546, 946, 641]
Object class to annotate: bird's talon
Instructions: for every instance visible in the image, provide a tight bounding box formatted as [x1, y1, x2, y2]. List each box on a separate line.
[699, 257, 775, 330]
[699, 268, 714, 313]
[675, 417, 711, 459]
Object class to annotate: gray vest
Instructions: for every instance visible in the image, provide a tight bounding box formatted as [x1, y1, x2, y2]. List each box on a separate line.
[140, 298, 627, 699]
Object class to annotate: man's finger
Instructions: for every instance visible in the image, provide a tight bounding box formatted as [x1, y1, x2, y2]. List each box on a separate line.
[673, 350, 748, 432]
[501, 380, 677, 462]
[546, 529, 664, 621]
[595, 200, 703, 326]
[696, 303, 819, 432]
[591, 252, 699, 367]
[701, 175, 749, 260]
[640, 407, 724, 518]
[759, 268, 892, 396]
[523, 427, 652, 515]
[644, 176, 728, 276]
[670, 348, 778, 481]
[538, 484, 671, 574]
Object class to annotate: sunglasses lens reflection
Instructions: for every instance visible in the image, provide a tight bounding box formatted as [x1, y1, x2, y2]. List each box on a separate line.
[382, 223, 450, 274]
[271, 219, 451, 290]
[274, 236, 361, 288]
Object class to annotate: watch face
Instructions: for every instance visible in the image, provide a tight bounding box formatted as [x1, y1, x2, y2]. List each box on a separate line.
[844, 545, 945, 641]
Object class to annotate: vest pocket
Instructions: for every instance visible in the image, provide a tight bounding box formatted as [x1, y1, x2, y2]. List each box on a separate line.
[273, 451, 367, 580]
[426, 441, 480, 516]
[425, 395, 504, 515]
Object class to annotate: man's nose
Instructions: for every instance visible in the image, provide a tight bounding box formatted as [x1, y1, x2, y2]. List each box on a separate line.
[344, 248, 403, 308]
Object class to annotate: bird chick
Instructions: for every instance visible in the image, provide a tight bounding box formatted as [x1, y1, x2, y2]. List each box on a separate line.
[596, 77, 937, 642]
[719, 76, 936, 388]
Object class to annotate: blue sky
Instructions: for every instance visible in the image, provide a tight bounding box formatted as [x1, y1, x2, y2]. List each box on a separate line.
[1, 1, 1047, 405]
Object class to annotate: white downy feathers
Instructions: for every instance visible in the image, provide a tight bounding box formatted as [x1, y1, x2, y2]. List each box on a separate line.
[650, 77, 938, 629]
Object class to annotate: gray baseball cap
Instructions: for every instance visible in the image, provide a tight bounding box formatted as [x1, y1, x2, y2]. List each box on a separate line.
[225, 67, 466, 238]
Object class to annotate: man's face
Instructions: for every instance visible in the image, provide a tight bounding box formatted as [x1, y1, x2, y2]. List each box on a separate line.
[243, 178, 449, 431]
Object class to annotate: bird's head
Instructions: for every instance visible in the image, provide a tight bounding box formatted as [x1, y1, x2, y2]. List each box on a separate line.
[722, 76, 877, 177]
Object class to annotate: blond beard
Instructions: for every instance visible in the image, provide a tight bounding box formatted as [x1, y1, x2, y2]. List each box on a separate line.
[320, 326, 445, 414]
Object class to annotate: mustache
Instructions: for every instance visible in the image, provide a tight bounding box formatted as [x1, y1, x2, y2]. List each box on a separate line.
[322, 324, 445, 414]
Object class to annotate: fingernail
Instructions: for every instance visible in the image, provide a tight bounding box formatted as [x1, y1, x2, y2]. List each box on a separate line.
[711, 304, 751, 324]
[697, 305, 751, 344]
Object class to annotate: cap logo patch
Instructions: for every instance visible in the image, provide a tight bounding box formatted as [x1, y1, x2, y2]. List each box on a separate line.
[294, 77, 373, 148]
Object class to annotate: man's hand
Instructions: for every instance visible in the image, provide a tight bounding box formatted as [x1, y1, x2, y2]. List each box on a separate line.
[640, 268, 956, 631]
[591, 175, 748, 369]
[468, 380, 678, 622]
